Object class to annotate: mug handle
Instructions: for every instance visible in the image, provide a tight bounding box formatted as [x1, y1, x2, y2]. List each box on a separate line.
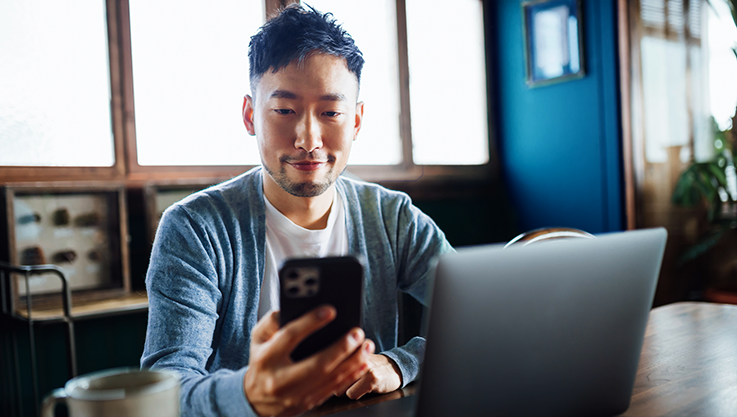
[41, 388, 67, 417]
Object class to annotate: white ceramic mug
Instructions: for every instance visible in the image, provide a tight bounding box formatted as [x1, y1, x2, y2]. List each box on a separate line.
[41, 367, 180, 417]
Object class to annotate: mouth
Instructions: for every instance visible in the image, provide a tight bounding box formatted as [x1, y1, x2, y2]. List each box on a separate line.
[287, 160, 327, 172]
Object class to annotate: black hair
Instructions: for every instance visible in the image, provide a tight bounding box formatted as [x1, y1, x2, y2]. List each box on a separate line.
[248, 4, 364, 94]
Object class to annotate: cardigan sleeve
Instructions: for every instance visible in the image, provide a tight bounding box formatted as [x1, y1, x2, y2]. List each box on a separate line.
[140, 205, 258, 417]
[380, 198, 455, 386]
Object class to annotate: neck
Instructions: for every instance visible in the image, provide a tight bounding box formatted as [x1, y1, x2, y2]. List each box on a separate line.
[262, 175, 335, 230]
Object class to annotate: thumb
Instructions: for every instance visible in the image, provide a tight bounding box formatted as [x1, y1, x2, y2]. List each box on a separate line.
[252, 310, 280, 344]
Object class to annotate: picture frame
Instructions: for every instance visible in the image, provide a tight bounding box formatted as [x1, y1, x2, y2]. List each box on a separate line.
[522, 0, 585, 87]
[0, 183, 130, 315]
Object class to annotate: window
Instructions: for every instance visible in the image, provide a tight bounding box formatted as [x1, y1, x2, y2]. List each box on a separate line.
[0, 0, 492, 182]
[0, 0, 115, 168]
[625, 0, 731, 231]
[306, 0, 490, 168]
[307, 0, 403, 166]
[405, 0, 489, 165]
[129, 0, 264, 167]
[707, 0, 737, 133]
[638, 0, 709, 163]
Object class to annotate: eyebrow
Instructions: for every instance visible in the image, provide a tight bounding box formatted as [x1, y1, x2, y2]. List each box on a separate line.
[270, 90, 298, 99]
[319, 93, 347, 102]
[269, 90, 347, 102]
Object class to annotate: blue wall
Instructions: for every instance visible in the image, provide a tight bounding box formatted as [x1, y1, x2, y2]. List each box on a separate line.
[490, 0, 624, 233]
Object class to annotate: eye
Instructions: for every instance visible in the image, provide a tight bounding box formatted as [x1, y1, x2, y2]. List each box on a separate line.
[323, 111, 341, 117]
[274, 109, 294, 115]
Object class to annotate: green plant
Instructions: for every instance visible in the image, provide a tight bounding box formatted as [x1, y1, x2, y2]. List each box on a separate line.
[672, 119, 737, 265]
[672, 0, 737, 267]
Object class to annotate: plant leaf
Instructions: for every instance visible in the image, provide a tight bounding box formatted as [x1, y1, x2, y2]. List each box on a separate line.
[677, 228, 729, 266]
[706, 162, 728, 186]
[693, 166, 717, 203]
[673, 168, 699, 206]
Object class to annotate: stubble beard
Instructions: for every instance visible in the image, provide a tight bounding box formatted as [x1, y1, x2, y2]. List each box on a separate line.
[264, 155, 339, 198]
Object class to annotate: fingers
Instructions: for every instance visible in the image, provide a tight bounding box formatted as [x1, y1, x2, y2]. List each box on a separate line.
[270, 305, 336, 359]
[251, 310, 280, 344]
[304, 339, 375, 407]
[345, 376, 373, 400]
[314, 327, 366, 371]
[288, 327, 367, 383]
[331, 337, 372, 397]
[278, 330, 373, 410]
[329, 340, 375, 395]
[341, 353, 403, 400]
[248, 336, 374, 416]
[246, 308, 378, 417]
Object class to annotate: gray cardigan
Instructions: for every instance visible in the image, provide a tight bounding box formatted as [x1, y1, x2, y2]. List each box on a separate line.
[141, 167, 454, 417]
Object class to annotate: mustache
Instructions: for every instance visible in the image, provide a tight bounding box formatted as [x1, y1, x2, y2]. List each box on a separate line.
[280, 152, 335, 163]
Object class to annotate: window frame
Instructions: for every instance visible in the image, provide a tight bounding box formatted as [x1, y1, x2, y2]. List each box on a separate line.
[0, 0, 496, 185]
[624, 0, 707, 229]
[0, 0, 128, 183]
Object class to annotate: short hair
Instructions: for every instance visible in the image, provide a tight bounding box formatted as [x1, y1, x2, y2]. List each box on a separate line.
[248, 4, 364, 95]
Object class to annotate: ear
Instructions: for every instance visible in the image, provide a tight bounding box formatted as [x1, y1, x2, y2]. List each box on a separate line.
[353, 101, 364, 141]
[243, 95, 256, 136]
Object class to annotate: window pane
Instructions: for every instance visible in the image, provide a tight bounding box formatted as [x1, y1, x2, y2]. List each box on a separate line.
[708, 0, 737, 132]
[305, 0, 403, 165]
[130, 0, 263, 166]
[406, 0, 489, 165]
[0, 0, 115, 167]
[640, 37, 690, 163]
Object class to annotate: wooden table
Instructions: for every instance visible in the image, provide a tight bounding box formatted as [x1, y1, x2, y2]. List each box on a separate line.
[308, 302, 737, 416]
[623, 301, 737, 416]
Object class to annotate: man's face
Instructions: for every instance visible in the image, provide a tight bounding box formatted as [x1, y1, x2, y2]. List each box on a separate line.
[243, 53, 363, 198]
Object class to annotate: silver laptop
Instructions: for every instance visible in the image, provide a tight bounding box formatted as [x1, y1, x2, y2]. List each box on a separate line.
[334, 227, 667, 417]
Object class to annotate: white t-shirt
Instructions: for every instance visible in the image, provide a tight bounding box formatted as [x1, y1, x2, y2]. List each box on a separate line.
[257, 189, 349, 319]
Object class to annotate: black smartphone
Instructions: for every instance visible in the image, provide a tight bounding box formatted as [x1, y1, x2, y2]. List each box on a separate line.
[279, 255, 364, 362]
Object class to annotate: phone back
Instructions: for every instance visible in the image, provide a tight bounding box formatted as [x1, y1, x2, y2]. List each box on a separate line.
[279, 256, 364, 361]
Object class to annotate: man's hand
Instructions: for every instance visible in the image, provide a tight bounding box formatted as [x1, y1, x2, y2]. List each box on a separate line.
[337, 354, 403, 400]
[244, 306, 375, 417]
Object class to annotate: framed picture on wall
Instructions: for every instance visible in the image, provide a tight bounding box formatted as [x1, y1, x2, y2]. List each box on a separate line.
[522, 0, 585, 87]
[0, 183, 131, 315]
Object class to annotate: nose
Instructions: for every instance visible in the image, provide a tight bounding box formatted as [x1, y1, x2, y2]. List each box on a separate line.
[294, 114, 322, 153]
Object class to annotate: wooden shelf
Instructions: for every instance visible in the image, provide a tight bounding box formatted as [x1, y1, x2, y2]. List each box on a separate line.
[14, 292, 148, 321]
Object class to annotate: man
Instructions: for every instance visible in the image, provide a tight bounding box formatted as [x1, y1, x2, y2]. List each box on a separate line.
[141, 5, 453, 417]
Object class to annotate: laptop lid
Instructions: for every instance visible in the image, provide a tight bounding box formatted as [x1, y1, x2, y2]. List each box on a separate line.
[416, 228, 667, 417]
